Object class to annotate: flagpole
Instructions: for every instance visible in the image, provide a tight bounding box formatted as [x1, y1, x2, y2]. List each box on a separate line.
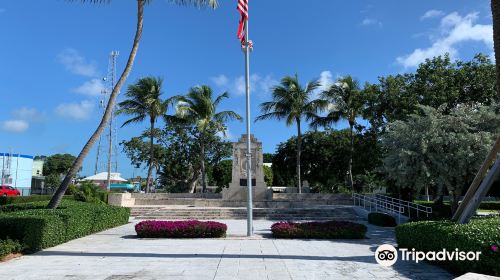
[244, 14, 253, 237]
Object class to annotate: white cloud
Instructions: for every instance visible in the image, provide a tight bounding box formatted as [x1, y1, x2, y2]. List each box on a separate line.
[361, 18, 382, 27]
[318, 71, 334, 91]
[420, 9, 445, 20]
[397, 12, 493, 68]
[210, 75, 229, 88]
[57, 48, 98, 77]
[13, 107, 46, 123]
[73, 78, 105, 96]
[55, 100, 95, 120]
[1, 120, 29, 133]
[212, 74, 278, 99]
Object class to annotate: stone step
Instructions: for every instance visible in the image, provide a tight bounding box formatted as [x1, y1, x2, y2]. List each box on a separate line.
[129, 206, 360, 221]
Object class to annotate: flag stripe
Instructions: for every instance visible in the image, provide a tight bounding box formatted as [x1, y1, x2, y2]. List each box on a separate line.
[237, 0, 248, 43]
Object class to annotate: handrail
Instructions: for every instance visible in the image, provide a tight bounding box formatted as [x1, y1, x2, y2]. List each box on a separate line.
[374, 194, 432, 219]
[352, 193, 432, 224]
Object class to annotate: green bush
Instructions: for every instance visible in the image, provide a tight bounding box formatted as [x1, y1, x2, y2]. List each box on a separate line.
[413, 201, 500, 220]
[395, 218, 500, 276]
[479, 201, 500, 211]
[368, 212, 397, 227]
[0, 239, 23, 259]
[271, 221, 367, 239]
[0, 201, 129, 253]
[0, 202, 49, 213]
[0, 195, 74, 206]
[73, 182, 108, 204]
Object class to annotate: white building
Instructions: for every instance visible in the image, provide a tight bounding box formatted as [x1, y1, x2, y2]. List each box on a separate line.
[0, 152, 34, 196]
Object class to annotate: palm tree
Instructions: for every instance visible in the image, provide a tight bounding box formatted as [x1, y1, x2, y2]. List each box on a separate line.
[170, 85, 242, 193]
[117, 77, 167, 193]
[48, 0, 218, 209]
[256, 75, 323, 193]
[311, 75, 365, 192]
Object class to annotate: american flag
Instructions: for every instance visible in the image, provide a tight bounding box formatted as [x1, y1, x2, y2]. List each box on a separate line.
[237, 0, 248, 43]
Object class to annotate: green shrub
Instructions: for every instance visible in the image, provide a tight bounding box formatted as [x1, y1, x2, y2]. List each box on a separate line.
[479, 201, 500, 211]
[0, 195, 74, 206]
[0, 201, 130, 252]
[368, 212, 397, 227]
[65, 184, 78, 195]
[271, 221, 367, 239]
[0, 239, 23, 259]
[73, 182, 108, 204]
[0, 202, 49, 213]
[395, 218, 500, 276]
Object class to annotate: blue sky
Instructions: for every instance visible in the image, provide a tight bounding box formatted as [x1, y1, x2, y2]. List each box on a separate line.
[0, 0, 494, 178]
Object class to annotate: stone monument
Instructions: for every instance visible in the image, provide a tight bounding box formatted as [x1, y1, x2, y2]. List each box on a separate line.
[222, 134, 272, 201]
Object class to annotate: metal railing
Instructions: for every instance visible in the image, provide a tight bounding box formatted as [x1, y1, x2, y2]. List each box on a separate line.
[352, 193, 432, 223]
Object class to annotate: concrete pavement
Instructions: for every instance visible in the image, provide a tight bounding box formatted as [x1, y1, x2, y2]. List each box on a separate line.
[0, 219, 453, 280]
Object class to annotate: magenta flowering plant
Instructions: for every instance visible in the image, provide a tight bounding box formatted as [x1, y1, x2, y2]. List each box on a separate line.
[491, 244, 498, 253]
[271, 220, 366, 239]
[135, 220, 227, 238]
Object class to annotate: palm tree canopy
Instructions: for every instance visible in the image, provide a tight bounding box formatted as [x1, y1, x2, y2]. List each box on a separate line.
[73, 0, 218, 9]
[311, 75, 365, 129]
[170, 85, 242, 132]
[256, 75, 324, 126]
[117, 76, 168, 127]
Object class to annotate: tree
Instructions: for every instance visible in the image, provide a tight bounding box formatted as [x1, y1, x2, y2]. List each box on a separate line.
[120, 130, 166, 177]
[381, 104, 500, 215]
[43, 154, 76, 177]
[169, 85, 242, 193]
[272, 130, 382, 192]
[211, 160, 232, 189]
[117, 77, 167, 193]
[45, 174, 62, 192]
[364, 54, 497, 133]
[311, 75, 365, 192]
[158, 124, 231, 193]
[48, 0, 219, 209]
[263, 153, 274, 163]
[256, 75, 322, 193]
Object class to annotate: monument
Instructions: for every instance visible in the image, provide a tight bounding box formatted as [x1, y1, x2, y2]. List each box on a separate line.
[222, 134, 272, 201]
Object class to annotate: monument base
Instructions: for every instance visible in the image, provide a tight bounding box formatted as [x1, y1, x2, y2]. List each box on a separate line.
[222, 184, 272, 201]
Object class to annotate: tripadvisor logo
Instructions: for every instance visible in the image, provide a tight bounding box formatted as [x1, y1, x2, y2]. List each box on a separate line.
[375, 244, 482, 267]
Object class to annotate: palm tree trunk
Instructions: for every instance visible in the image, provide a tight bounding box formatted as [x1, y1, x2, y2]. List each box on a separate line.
[200, 136, 207, 193]
[296, 118, 302, 194]
[145, 118, 155, 193]
[47, 0, 145, 209]
[348, 122, 354, 192]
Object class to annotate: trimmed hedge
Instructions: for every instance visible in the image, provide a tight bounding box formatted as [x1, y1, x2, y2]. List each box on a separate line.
[368, 212, 397, 227]
[395, 218, 500, 276]
[0, 201, 130, 252]
[135, 220, 227, 238]
[0, 239, 22, 259]
[271, 221, 367, 239]
[0, 195, 74, 206]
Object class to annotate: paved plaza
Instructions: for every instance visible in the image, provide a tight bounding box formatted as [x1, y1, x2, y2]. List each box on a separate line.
[0, 219, 453, 280]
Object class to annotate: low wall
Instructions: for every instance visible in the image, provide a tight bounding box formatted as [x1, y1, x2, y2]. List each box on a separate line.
[272, 193, 352, 201]
[132, 193, 222, 200]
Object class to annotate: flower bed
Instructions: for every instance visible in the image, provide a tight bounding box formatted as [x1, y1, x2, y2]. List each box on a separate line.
[271, 221, 367, 239]
[135, 220, 227, 238]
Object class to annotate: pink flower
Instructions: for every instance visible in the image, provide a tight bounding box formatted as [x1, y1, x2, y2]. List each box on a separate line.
[491, 245, 498, 253]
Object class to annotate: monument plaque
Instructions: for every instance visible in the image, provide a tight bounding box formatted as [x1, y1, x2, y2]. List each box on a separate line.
[222, 134, 271, 201]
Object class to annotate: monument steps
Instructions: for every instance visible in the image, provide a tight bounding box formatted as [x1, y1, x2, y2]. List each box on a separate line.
[130, 206, 360, 221]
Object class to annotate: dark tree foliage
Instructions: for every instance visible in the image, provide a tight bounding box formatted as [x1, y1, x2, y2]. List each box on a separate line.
[210, 160, 232, 189]
[263, 153, 274, 163]
[43, 154, 76, 176]
[157, 124, 231, 193]
[364, 54, 497, 132]
[272, 130, 382, 192]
